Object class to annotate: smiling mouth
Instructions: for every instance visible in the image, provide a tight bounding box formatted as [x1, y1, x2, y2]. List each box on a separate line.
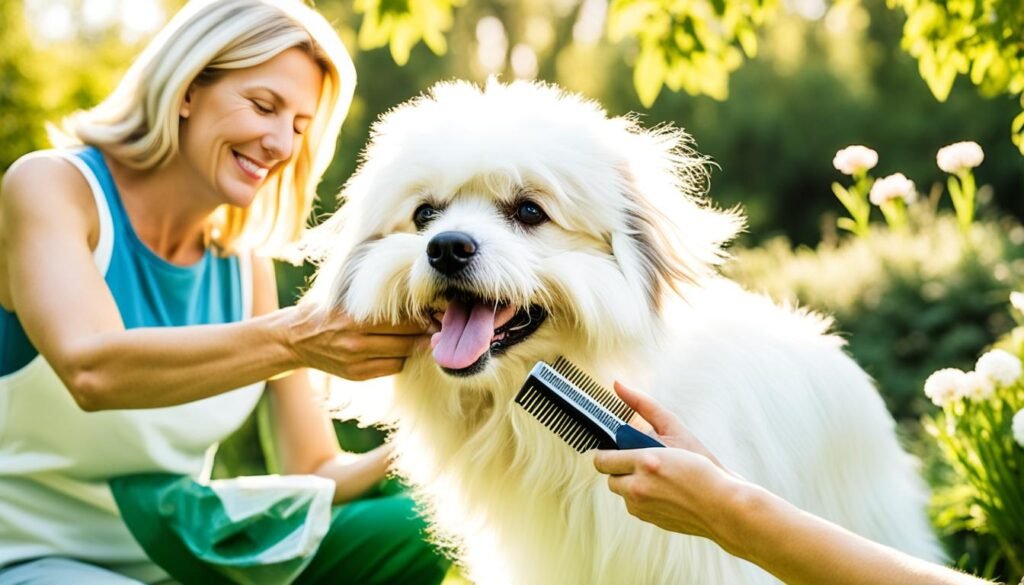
[232, 151, 269, 181]
[429, 288, 548, 377]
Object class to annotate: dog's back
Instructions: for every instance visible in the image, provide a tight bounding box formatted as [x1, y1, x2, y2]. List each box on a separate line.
[643, 279, 942, 563]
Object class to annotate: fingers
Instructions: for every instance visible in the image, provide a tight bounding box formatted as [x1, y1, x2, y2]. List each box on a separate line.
[350, 332, 429, 358]
[593, 449, 637, 475]
[346, 357, 406, 380]
[362, 320, 432, 335]
[606, 474, 629, 497]
[613, 381, 681, 437]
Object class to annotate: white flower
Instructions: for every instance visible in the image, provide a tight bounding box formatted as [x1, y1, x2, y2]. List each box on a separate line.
[956, 370, 996, 401]
[869, 173, 917, 205]
[1014, 409, 1024, 447]
[924, 368, 967, 406]
[936, 141, 984, 174]
[832, 145, 878, 176]
[1011, 291, 1024, 313]
[976, 349, 1023, 387]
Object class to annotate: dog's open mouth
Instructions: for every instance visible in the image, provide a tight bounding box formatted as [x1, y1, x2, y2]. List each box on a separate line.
[429, 289, 547, 377]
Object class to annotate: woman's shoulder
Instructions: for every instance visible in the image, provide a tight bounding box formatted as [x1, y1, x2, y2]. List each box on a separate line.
[2, 149, 100, 240]
[5, 149, 92, 199]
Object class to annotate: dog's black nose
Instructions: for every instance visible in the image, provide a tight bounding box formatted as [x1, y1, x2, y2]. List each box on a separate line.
[427, 231, 477, 275]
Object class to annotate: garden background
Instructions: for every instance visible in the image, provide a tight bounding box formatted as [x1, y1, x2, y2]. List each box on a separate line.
[3, 0, 1023, 580]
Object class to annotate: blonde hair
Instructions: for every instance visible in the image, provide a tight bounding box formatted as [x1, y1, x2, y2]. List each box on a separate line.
[50, 0, 355, 256]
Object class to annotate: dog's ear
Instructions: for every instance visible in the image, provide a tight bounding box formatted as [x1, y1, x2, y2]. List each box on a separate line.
[610, 123, 744, 310]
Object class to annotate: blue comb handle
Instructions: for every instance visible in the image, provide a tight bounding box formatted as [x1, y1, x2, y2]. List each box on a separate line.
[615, 424, 665, 449]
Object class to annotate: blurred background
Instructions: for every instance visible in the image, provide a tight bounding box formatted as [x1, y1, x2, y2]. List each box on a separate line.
[3, 0, 1024, 578]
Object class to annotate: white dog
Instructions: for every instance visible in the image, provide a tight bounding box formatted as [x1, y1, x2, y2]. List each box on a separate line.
[304, 80, 941, 584]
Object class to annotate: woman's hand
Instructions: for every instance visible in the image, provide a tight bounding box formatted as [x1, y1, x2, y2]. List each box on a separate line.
[593, 385, 993, 585]
[281, 303, 434, 381]
[593, 382, 742, 540]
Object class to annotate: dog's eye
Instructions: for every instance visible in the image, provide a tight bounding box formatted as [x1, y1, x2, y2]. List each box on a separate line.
[413, 203, 439, 230]
[514, 201, 548, 226]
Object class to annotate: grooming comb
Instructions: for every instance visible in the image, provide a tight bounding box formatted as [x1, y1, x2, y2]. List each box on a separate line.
[514, 357, 664, 453]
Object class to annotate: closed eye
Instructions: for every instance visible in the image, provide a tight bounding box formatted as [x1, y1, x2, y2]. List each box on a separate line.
[251, 99, 273, 114]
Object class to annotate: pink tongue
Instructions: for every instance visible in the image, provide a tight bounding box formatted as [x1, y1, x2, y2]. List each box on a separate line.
[432, 300, 498, 370]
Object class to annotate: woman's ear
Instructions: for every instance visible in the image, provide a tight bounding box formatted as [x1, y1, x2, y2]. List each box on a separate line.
[180, 86, 194, 119]
[610, 125, 745, 312]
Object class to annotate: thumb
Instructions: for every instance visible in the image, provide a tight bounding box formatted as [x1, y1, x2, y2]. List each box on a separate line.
[613, 381, 680, 437]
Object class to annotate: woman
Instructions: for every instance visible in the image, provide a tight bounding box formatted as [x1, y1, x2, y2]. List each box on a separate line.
[0, 0, 446, 582]
[593, 382, 992, 585]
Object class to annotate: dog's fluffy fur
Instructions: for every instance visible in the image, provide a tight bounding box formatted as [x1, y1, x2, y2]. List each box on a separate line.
[304, 80, 941, 584]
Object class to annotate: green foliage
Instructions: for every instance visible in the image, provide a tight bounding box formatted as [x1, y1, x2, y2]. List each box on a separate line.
[885, 0, 1024, 153]
[927, 372, 1024, 581]
[726, 213, 1024, 421]
[605, 0, 775, 105]
[0, 2, 155, 174]
[889, 0, 1023, 100]
[0, 2, 49, 172]
[832, 174, 875, 237]
[947, 170, 978, 234]
[355, 0, 463, 65]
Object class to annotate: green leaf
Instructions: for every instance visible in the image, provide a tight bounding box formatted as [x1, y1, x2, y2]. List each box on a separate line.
[607, 1, 658, 41]
[837, 217, 859, 233]
[357, 11, 391, 50]
[388, 19, 419, 65]
[421, 23, 448, 55]
[832, 182, 854, 209]
[925, 53, 959, 102]
[969, 44, 996, 85]
[1012, 110, 1024, 155]
[737, 27, 758, 58]
[1011, 110, 1024, 135]
[634, 45, 666, 107]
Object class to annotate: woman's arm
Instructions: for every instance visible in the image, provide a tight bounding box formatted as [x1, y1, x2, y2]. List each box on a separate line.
[593, 383, 990, 585]
[252, 256, 392, 503]
[265, 364, 393, 504]
[1, 156, 426, 411]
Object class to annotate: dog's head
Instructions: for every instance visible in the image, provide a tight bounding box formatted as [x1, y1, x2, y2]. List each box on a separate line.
[306, 80, 742, 381]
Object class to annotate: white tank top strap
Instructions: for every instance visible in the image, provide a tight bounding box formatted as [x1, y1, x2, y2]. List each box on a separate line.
[237, 250, 254, 320]
[18, 149, 115, 276]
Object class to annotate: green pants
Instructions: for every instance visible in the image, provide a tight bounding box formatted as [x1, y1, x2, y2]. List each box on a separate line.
[296, 495, 450, 585]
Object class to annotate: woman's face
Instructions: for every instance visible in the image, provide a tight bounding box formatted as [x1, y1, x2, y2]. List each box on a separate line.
[179, 47, 323, 208]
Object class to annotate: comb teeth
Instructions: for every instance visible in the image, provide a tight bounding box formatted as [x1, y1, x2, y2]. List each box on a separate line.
[514, 384, 603, 453]
[550, 357, 635, 423]
[513, 357, 637, 453]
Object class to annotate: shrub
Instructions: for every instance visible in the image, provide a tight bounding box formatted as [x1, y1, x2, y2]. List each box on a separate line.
[726, 212, 1024, 422]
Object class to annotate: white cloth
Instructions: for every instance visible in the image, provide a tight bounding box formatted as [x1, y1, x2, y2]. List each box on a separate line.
[0, 557, 173, 584]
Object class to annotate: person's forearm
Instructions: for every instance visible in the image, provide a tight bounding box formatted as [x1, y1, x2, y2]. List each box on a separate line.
[312, 446, 392, 504]
[62, 308, 300, 410]
[718, 485, 987, 585]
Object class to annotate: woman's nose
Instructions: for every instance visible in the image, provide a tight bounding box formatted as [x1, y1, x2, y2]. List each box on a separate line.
[260, 119, 294, 162]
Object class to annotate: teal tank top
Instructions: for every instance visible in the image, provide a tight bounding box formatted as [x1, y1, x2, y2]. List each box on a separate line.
[0, 146, 244, 375]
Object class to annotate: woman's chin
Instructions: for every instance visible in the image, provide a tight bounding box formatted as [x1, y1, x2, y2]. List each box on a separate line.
[218, 180, 261, 208]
